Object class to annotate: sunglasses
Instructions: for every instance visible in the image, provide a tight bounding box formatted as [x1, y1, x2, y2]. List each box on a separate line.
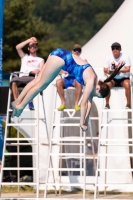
[111, 47, 120, 51]
[29, 44, 38, 49]
[73, 48, 81, 53]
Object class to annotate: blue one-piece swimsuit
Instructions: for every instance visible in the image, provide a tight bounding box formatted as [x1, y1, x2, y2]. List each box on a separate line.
[50, 48, 95, 85]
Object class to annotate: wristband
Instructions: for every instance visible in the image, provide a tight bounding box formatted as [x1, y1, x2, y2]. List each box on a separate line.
[29, 71, 32, 76]
[29, 71, 35, 77]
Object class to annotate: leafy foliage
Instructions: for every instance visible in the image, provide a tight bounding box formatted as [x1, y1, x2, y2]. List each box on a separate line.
[3, 0, 124, 72]
[3, 0, 49, 72]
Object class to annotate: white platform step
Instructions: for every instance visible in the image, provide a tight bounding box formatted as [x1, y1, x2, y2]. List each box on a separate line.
[48, 168, 84, 171]
[97, 169, 133, 171]
[2, 167, 37, 170]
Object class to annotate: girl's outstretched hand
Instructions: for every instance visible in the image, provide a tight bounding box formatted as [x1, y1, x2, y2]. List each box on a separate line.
[80, 124, 88, 132]
[104, 61, 125, 83]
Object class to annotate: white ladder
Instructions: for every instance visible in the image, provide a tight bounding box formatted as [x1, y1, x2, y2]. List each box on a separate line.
[0, 73, 49, 199]
[94, 105, 133, 199]
[44, 87, 97, 199]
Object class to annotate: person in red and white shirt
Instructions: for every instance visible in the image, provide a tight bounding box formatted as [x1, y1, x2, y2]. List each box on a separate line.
[11, 37, 44, 110]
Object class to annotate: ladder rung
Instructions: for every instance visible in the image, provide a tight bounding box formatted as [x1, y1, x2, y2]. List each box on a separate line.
[5, 138, 36, 141]
[101, 124, 133, 127]
[86, 154, 98, 158]
[2, 167, 37, 170]
[86, 137, 99, 139]
[7, 123, 37, 126]
[51, 143, 94, 147]
[99, 153, 133, 156]
[97, 169, 133, 171]
[57, 156, 97, 159]
[6, 143, 37, 146]
[100, 139, 133, 142]
[54, 109, 100, 119]
[96, 183, 133, 186]
[102, 109, 132, 112]
[14, 117, 45, 120]
[54, 109, 76, 112]
[50, 153, 97, 159]
[0, 182, 37, 185]
[100, 143, 133, 146]
[46, 183, 84, 186]
[59, 116, 99, 120]
[52, 143, 85, 146]
[51, 137, 84, 141]
[51, 136, 98, 142]
[9, 108, 33, 112]
[60, 117, 80, 120]
[107, 118, 131, 121]
[48, 168, 84, 171]
[4, 152, 37, 155]
[53, 123, 80, 126]
[50, 153, 84, 156]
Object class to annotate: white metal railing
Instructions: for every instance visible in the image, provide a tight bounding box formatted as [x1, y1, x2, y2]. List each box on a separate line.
[0, 72, 49, 199]
[44, 86, 97, 199]
[94, 74, 133, 199]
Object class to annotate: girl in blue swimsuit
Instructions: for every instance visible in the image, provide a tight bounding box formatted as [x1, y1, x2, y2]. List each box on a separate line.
[12, 47, 124, 131]
[50, 48, 93, 85]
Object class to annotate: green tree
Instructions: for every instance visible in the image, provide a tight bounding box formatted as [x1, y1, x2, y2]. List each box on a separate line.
[34, 0, 124, 49]
[3, 0, 49, 72]
[3, 0, 124, 73]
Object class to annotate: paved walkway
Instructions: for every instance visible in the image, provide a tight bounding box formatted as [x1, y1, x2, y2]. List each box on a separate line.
[1, 193, 133, 199]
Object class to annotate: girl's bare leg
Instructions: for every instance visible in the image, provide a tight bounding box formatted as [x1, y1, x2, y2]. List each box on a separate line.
[13, 56, 65, 117]
[12, 66, 45, 108]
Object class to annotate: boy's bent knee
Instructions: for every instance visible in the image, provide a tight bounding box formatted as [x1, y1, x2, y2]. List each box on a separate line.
[12, 82, 17, 86]
[56, 78, 64, 87]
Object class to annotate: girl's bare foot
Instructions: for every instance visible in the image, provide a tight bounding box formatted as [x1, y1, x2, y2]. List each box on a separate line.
[15, 107, 24, 117]
[11, 101, 17, 109]
[12, 108, 17, 118]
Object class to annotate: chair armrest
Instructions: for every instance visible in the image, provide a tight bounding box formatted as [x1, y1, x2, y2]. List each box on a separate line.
[10, 71, 28, 81]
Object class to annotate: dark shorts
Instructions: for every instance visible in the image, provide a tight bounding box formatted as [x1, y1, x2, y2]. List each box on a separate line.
[64, 76, 75, 89]
[10, 76, 35, 88]
[113, 77, 129, 87]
